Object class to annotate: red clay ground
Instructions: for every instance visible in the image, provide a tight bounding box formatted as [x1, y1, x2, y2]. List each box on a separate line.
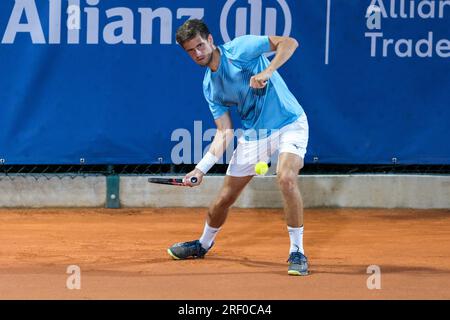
[0, 208, 449, 299]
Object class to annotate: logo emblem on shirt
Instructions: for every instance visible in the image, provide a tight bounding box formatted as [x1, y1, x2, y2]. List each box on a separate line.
[220, 0, 292, 43]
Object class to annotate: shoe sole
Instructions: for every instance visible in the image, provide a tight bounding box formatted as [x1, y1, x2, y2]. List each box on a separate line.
[288, 270, 309, 276]
[167, 248, 181, 260]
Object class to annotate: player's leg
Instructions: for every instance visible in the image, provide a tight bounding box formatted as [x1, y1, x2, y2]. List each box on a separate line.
[277, 152, 304, 228]
[168, 138, 256, 260]
[167, 175, 253, 260]
[206, 175, 253, 228]
[198, 175, 253, 248]
[197, 139, 258, 252]
[278, 153, 309, 276]
[276, 114, 309, 275]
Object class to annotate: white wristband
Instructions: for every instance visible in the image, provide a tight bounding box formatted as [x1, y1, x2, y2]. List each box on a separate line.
[196, 152, 219, 174]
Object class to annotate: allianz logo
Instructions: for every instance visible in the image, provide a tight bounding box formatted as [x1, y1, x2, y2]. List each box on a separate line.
[1, 0, 292, 45]
[220, 0, 292, 42]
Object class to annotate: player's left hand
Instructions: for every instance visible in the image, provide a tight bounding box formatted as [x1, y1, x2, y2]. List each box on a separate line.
[250, 69, 272, 89]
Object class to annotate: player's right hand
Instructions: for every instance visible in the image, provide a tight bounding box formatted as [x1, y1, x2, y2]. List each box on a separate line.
[250, 69, 272, 89]
[184, 168, 204, 187]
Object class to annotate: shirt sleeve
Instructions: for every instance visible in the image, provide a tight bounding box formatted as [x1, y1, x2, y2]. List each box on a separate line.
[206, 99, 229, 120]
[203, 77, 229, 120]
[223, 35, 272, 62]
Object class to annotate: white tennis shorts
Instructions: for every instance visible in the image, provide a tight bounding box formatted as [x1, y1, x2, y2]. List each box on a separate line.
[226, 113, 309, 177]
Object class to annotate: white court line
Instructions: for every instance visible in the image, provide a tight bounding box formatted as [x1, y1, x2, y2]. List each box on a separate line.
[325, 0, 332, 65]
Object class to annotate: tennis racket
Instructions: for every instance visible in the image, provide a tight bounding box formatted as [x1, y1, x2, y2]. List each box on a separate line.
[147, 176, 198, 186]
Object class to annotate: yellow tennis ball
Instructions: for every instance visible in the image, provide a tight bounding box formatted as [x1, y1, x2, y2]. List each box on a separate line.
[255, 161, 269, 175]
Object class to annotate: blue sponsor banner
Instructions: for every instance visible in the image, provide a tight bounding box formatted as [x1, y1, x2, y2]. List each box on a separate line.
[0, 0, 449, 165]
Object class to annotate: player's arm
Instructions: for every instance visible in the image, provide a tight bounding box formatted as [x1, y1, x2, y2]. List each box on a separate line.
[250, 36, 299, 89]
[207, 111, 234, 159]
[184, 112, 234, 186]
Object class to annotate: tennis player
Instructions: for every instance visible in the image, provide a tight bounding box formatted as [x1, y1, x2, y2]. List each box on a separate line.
[168, 19, 309, 276]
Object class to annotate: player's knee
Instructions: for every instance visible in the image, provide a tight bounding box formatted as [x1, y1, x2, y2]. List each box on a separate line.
[277, 172, 297, 194]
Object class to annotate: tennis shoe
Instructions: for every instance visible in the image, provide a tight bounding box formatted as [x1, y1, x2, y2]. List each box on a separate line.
[167, 240, 213, 260]
[287, 251, 309, 276]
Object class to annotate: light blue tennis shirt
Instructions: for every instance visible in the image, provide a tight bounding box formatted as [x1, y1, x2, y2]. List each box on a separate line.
[203, 35, 304, 140]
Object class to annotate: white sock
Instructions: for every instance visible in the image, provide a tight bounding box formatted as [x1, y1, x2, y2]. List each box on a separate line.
[199, 222, 220, 250]
[288, 226, 304, 254]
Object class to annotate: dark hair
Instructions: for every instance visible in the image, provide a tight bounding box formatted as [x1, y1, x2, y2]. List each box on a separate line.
[176, 19, 211, 46]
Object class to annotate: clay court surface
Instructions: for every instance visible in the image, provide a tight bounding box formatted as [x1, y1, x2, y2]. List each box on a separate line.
[0, 208, 449, 300]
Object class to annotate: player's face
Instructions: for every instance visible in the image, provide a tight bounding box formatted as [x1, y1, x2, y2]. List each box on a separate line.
[183, 34, 214, 67]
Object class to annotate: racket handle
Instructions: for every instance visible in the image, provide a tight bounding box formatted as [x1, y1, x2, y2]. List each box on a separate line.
[189, 176, 198, 184]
